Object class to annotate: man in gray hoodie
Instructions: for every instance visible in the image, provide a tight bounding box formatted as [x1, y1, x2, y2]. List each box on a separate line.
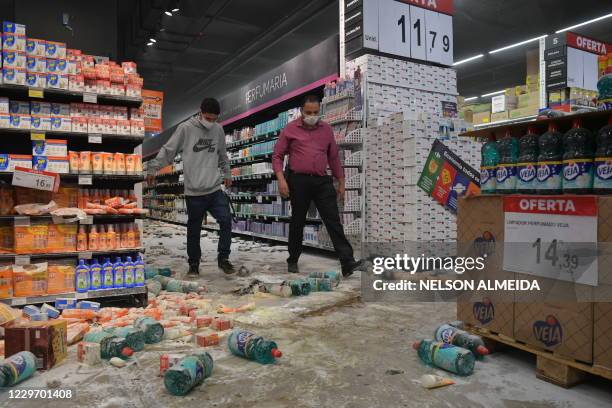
[148, 98, 235, 275]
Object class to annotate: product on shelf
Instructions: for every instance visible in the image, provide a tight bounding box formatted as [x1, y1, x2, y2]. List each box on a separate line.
[516, 127, 539, 194]
[496, 129, 519, 194]
[46, 261, 76, 294]
[594, 117, 612, 193]
[70, 150, 141, 175]
[562, 118, 594, 194]
[536, 123, 564, 194]
[12, 262, 47, 297]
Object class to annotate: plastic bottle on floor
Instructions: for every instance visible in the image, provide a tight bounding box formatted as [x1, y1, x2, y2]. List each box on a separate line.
[265, 282, 292, 297]
[563, 118, 594, 194]
[89, 258, 102, 290]
[124, 256, 135, 288]
[113, 257, 125, 288]
[434, 324, 489, 356]
[164, 352, 213, 396]
[517, 127, 539, 194]
[104, 327, 145, 352]
[536, 122, 564, 195]
[0, 351, 37, 387]
[83, 331, 133, 359]
[134, 256, 145, 287]
[307, 278, 333, 292]
[594, 117, 612, 194]
[75, 259, 90, 293]
[227, 330, 282, 364]
[288, 279, 311, 296]
[102, 257, 114, 289]
[308, 271, 341, 284]
[412, 339, 475, 376]
[134, 316, 164, 343]
[480, 133, 499, 194]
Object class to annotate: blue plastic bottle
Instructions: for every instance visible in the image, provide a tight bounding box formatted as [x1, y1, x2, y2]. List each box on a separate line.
[124, 256, 135, 288]
[113, 257, 125, 288]
[102, 258, 114, 289]
[134, 256, 145, 287]
[89, 258, 102, 290]
[75, 260, 90, 293]
[562, 118, 594, 194]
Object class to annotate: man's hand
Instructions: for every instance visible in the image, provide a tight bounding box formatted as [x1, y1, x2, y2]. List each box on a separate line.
[279, 178, 290, 199]
[146, 173, 155, 187]
[224, 178, 232, 188]
[337, 179, 345, 201]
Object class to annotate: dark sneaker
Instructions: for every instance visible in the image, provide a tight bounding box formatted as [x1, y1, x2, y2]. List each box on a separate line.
[287, 263, 299, 274]
[188, 264, 200, 276]
[218, 258, 236, 274]
[341, 259, 364, 277]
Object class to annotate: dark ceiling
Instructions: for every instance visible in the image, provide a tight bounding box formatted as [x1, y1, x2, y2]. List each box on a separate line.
[120, 0, 612, 130]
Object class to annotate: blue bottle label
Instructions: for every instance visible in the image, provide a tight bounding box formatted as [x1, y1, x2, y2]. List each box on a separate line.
[480, 166, 496, 192]
[562, 159, 593, 190]
[536, 161, 562, 190]
[496, 164, 516, 191]
[114, 266, 124, 286]
[103, 266, 114, 287]
[234, 331, 254, 356]
[594, 157, 612, 189]
[517, 162, 537, 189]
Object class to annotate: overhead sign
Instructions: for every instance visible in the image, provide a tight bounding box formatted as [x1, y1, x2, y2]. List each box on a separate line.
[346, 0, 454, 66]
[544, 32, 601, 91]
[142, 89, 164, 133]
[503, 196, 598, 286]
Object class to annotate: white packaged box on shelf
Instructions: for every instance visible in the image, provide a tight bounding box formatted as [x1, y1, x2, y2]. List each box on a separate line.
[33, 156, 69, 173]
[68, 75, 84, 91]
[9, 100, 29, 114]
[130, 119, 144, 136]
[0, 114, 9, 127]
[32, 139, 67, 156]
[2, 33, 25, 52]
[8, 154, 32, 171]
[71, 116, 88, 133]
[50, 103, 70, 117]
[10, 114, 30, 129]
[45, 41, 66, 58]
[26, 38, 46, 56]
[0, 97, 8, 113]
[30, 115, 51, 131]
[2, 50, 26, 69]
[25, 72, 46, 88]
[50, 116, 71, 131]
[30, 101, 51, 116]
[117, 119, 130, 135]
[2, 67, 26, 85]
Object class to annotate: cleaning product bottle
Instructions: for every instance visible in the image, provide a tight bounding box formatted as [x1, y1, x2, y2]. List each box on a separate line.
[134, 256, 145, 287]
[308, 271, 341, 284]
[307, 278, 333, 292]
[102, 257, 114, 289]
[227, 330, 282, 364]
[264, 282, 293, 297]
[77, 225, 88, 251]
[480, 133, 499, 194]
[496, 129, 519, 193]
[106, 224, 116, 250]
[83, 332, 133, 359]
[133, 223, 141, 247]
[120, 224, 129, 249]
[103, 327, 145, 352]
[89, 258, 102, 290]
[594, 117, 612, 194]
[0, 351, 37, 387]
[536, 122, 564, 195]
[124, 256, 135, 288]
[97, 225, 107, 251]
[288, 279, 311, 296]
[75, 259, 90, 293]
[91, 188, 100, 204]
[126, 224, 135, 248]
[134, 316, 164, 343]
[88, 225, 99, 251]
[113, 257, 125, 288]
[164, 352, 214, 396]
[79, 188, 89, 209]
[517, 127, 539, 194]
[413, 339, 475, 376]
[563, 118, 594, 194]
[434, 324, 489, 356]
[114, 224, 122, 249]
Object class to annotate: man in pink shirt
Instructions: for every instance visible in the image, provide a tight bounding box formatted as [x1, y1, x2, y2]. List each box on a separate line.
[272, 95, 363, 277]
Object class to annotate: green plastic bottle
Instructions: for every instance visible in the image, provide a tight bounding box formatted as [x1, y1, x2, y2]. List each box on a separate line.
[104, 327, 146, 352]
[308, 271, 341, 284]
[133, 316, 164, 344]
[0, 351, 37, 387]
[412, 339, 475, 376]
[164, 352, 213, 396]
[288, 279, 311, 296]
[83, 332, 133, 360]
[307, 278, 333, 292]
[496, 129, 519, 194]
[480, 133, 499, 194]
[227, 330, 282, 364]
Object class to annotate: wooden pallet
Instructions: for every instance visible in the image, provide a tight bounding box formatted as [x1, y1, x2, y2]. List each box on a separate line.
[466, 325, 612, 388]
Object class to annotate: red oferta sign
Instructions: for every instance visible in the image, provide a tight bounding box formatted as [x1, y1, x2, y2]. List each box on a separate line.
[503, 195, 597, 216]
[397, 0, 454, 15]
[566, 32, 609, 55]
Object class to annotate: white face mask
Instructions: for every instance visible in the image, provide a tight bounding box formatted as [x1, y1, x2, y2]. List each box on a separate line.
[199, 114, 215, 129]
[302, 114, 320, 126]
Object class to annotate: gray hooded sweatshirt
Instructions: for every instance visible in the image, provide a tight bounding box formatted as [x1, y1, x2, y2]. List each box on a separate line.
[148, 116, 230, 196]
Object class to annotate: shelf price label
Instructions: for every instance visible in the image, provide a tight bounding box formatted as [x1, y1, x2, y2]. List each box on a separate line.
[503, 196, 598, 286]
[28, 88, 44, 98]
[12, 297, 27, 306]
[30, 132, 45, 141]
[88, 133, 102, 144]
[78, 175, 93, 185]
[14, 255, 31, 266]
[78, 251, 93, 260]
[83, 92, 97, 103]
[12, 167, 60, 192]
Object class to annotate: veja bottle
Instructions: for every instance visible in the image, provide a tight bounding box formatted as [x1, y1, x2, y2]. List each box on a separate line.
[0, 351, 37, 387]
[113, 257, 125, 288]
[164, 352, 213, 396]
[480, 133, 499, 194]
[413, 339, 475, 376]
[124, 256, 135, 288]
[594, 117, 612, 194]
[517, 127, 539, 194]
[77, 225, 88, 251]
[102, 257, 114, 289]
[227, 330, 282, 364]
[75, 259, 90, 293]
[496, 129, 519, 193]
[434, 324, 489, 356]
[536, 122, 564, 194]
[89, 258, 102, 290]
[83, 332, 133, 360]
[88, 225, 99, 251]
[134, 256, 145, 287]
[563, 118, 594, 194]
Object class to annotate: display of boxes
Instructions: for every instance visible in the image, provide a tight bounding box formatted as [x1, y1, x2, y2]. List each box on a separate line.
[50, 116, 71, 131]
[50, 103, 70, 117]
[26, 38, 46, 56]
[6, 154, 32, 171]
[30, 115, 51, 131]
[10, 114, 30, 129]
[5, 320, 68, 370]
[31, 101, 51, 116]
[71, 116, 88, 133]
[25, 72, 46, 88]
[9, 100, 29, 114]
[32, 139, 67, 156]
[69, 74, 84, 91]
[2, 33, 26, 52]
[46, 73, 68, 89]
[45, 41, 66, 58]
[3, 50, 26, 69]
[2, 67, 26, 85]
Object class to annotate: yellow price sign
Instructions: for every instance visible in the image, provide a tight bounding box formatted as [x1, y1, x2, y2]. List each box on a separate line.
[28, 88, 44, 98]
[30, 132, 45, 141]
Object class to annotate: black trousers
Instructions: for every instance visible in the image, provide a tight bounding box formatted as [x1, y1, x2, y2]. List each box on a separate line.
[288, 173, 355, 265]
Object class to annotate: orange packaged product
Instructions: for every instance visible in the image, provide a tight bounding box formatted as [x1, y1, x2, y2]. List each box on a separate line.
[47, 223, 77, 253]
[61, 309, 97, 320]
[84, 208, 106, 215]
[68, 151, 79, 174]
[13, 262, 48, 297]
[144, 308, 162, 320]
[14, 187, 52, 206]
[0, 224, 14, 253]
[91, 152, 104, 174]
[104, 196, 123, 208]
[0, 265, 13, 299]
[14, 222, 49, 254]
[125, 154, 136, 174]
[47, 262, 76, 294]
[102, 152, 114, 174]
[114, 153, 125, 175]
[52, 187, 79, 208]
[0, 185, 14, 215]
[103, 206, 118, 214]
[122, 201, 137, 209]
[79, 151, 92, 173]
[67, 322, 90, 345]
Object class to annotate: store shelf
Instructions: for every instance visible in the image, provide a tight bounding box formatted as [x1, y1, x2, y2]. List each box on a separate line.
[0, 286, 146, 306]
[0, 83, 142, 107]
[322, 90, 355, 104]
[233, 213, 322, 223]
[327, 110, 362, 125]
[0, 247, 144, 261]
[232, 173, 275, 181]
[230, 153, 273, 165]
[0, 172, 145, 182]
[227, 131, 280, 150]
[0, 214, 144, 221]
[155, 171, 183, 179]
[228, 193, 279, 200]
[0, 127, 144, 145]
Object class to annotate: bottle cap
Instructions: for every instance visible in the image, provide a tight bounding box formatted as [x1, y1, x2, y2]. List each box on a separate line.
[271, 348, 282, 358]
[504, 128, 513, 138]
[121, 347, 134, 357]
[488, 132, 496, 142]
[476, 345, 489, 355]
[548, 122, 558, 132]
[411, 341, 421, 350]
[572, 118, 582, 128]
[527, 126, 537, 135]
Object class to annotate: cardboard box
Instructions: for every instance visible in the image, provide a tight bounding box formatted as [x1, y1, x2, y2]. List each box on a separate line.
[594, 302, 612, 370]
[509, 106, 539, 119]
[491, 111, 509, 122]
[5, 320, 67, 370]
[26, 38, 46, 57]
[2, 67, 26, 85]
[3, 50, 26, 69]
[472, 111, 490, 124]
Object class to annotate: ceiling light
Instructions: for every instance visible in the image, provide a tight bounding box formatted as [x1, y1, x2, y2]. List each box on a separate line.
[164, 11, 173, 16]
[453, 54, 484, 66]
[464, 96, 478, 102]
[556, 12, 612, 33]
[147, 42, 154, 46]
[481, 90, 505, 98]
[172, 8, 180, 12]
[488, 35, 548, 54]
[149, 38, 157, 43]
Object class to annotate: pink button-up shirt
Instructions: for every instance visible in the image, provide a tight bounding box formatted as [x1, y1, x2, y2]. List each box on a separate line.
[272, 118, 344, 179]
